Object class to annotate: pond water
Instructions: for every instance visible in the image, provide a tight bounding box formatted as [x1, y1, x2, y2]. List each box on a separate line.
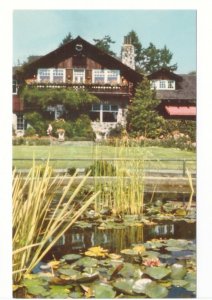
[27, 219, 195, 299]
[15, 198, 196, 299]
[45, 220, 195, 260]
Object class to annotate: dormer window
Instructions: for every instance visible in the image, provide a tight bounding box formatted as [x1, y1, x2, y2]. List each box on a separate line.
[150, 79, 175, 90]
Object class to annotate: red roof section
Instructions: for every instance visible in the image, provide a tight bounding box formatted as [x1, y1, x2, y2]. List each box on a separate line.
[165, 105, 196, 116]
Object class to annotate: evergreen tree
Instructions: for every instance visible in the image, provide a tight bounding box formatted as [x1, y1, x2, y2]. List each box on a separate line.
[125, 30, 177, 73]
[125, 30, 143, 63]
[59, 33, 74, 47]
[127, 77, 164, 138]
[93, 35, 116, 56]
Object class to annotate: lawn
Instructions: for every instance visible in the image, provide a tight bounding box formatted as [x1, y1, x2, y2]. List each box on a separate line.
[13, 142, 196, 173]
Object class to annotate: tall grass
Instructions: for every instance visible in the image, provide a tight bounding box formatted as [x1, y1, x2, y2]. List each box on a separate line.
[186, 168, 195, 211]
[12, 161, 100, 283]
[92, 141, 145, 216]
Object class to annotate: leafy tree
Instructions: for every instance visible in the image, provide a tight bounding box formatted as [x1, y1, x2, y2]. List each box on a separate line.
[21, 87, 99, 120]
[59, 32, 74, 47]
[24, 112, 47, 136]
[125, 30, 177, 73]
[188, 71, 196, 75]
[127, 77, 164, 138]
[93, 35, 116, 56]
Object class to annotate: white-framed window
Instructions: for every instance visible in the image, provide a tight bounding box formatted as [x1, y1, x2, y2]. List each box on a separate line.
[159, 80, 166, 89]
[92, 69, 120, 84]
[38, 69, 51, 82]
[150, 79, 175, 90]
[37, 68, 65, 83]
[17, 114, 25, 130]
[168, 80, 175, 89]
[13, 80, 18, 94]
[107, 70, 120, 84]
[90, 103, 119, 122]
[73, 68, 85, 83]
[53, 69, 65, 83]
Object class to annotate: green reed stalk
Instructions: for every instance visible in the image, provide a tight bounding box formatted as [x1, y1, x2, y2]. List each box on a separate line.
[13, 162, 100, 283]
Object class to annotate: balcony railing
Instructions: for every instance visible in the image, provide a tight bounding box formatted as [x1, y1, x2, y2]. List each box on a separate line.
[27, 83, 132, 94]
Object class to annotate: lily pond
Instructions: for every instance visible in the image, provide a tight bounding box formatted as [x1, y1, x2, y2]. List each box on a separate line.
[14, 196, 196, 299]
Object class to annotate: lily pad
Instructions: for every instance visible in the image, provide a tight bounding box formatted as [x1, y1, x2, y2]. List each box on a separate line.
[144, 240, 164, 249]
[175, 208, 187, 216]
[145, 282, 169, 298]
[62, 254, 82, 263]
[94, 283, 116, 298]
[25, 285, 49, 297]
[165, 246, 185, 252]
[113, 279, 134, 295]
[58, 267, 81, 278]
[48, 285, 71, 298]
[145, 266, 171, 280]
[170, 264, 187, 280]
[141, 250, 160, 258]
[121, 248, 139, 256]
[85, 246, 108, 258]
[132, 278, 153, 294]
[74, 257, 98, 268]
[159, 253, 172, 259]
[166, 239, 189, 248]
[23, 278, 49, 297]
[184, 271, 196, 282]
[184, 282, 196, 292]
[77, 273, 99, 283]
[74, 221, 93, 229]
[69, 291, 84, 298]
[172, 279, 188, 287]
[118, 263, 142, 279]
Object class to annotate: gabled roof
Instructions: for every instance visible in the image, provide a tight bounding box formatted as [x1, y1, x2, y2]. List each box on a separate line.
[148, 67, 183, 81]
[155, 75, 196, 101]
[22, 36, 143, 82]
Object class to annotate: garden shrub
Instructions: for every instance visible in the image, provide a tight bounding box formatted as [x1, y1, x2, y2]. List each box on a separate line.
[24, 112, 47, 136]
[24, 127, 36, 137]
[162, 119, 196, 142]
[86, 160, 117, 176]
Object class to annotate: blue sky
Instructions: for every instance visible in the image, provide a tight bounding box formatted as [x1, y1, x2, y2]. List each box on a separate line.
[13, 10, 196, 74]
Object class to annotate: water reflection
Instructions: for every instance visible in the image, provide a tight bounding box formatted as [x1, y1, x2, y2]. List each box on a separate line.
[45, 220, 195, 260]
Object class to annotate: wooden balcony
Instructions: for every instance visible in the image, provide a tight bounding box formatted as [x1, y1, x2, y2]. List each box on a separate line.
[26, 83, 133, 95]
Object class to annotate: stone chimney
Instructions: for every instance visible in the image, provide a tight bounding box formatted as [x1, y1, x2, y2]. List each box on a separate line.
[121, 36, 135, 70]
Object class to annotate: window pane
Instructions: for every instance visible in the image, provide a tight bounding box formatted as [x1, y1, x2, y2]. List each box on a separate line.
[53, 69, 64, 83]
[17, 115, 24, 130]
[92, 104, 100, 111]
[93, 70, 105, 84]
[13, 80, 17, 94]
[103, 112, 117, 122]
[168, 80, 174, 89]
[103, 104, 110, 111]
[89, 111, 100, 121]
[107, 70, 120, 84]
[111, 105, 118, 111]
[73, 68, 85, 83]
[159, 80, 166, 89]
[38, 69, 50, 82]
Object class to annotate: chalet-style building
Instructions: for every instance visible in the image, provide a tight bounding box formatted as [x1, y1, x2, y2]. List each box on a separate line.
[12, 36, 196, 138]
[148, 68, 196, 120]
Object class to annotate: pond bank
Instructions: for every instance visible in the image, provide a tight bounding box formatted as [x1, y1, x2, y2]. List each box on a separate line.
[16, 175, 195, 194]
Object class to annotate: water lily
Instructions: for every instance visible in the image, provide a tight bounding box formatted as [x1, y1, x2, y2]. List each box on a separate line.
[143, 257, 161, 267]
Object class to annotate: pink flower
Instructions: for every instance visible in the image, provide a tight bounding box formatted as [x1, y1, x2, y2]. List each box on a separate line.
[143, 257, 161, 267]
